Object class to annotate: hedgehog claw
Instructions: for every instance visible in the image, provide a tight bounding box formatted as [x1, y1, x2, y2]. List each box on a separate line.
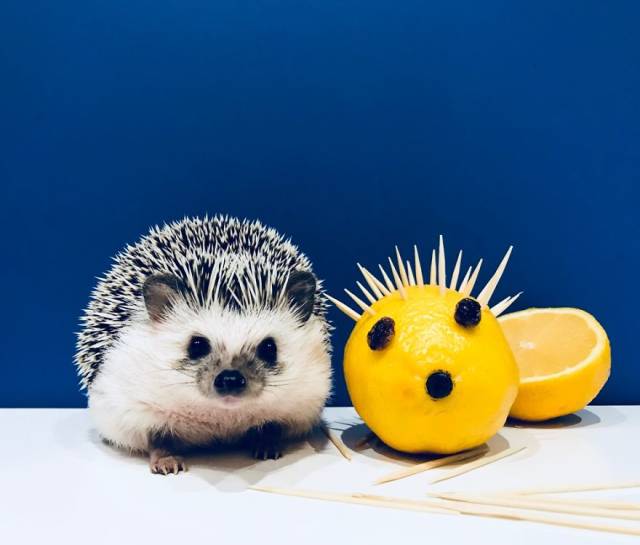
[252, 445, 283, 460]
[150, 455, 187, 475]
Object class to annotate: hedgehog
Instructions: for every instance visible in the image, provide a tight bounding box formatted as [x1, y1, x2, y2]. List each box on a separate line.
[75, 216, 332, 474]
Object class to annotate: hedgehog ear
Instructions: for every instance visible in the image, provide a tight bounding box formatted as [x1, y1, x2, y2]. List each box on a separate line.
[286, 271, 316, 323]
[143, 273, 186, 322]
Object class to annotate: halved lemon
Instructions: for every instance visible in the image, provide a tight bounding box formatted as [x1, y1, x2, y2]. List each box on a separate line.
[499, 308, 610, 421]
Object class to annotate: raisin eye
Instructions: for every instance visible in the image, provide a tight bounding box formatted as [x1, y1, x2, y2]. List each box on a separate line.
[257, 337, 277, 365]
[455, 298, 482, 327]
[367, 317, 395, 350]
[188, 336, 211, 359]
[426, 371, 454, 399]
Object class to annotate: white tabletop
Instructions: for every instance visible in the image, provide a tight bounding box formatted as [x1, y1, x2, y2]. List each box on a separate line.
[1, 406, 639, 544]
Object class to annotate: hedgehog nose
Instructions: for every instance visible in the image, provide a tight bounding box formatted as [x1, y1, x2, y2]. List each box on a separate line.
[213, 370, 247, 395]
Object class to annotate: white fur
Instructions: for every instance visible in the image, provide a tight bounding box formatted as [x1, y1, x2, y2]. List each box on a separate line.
[88, 300, 331, 453]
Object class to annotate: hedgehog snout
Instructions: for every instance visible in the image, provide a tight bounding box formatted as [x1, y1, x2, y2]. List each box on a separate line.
[213, 369, 247, 395]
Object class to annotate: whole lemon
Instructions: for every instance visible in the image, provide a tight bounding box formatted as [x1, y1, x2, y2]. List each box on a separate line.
[344, 285, 519, 454]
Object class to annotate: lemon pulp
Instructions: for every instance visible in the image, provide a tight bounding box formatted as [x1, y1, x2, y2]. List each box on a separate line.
[499, 307, 610, 421]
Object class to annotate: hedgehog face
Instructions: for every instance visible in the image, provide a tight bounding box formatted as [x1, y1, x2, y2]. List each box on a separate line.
[128, 271, 331, 413]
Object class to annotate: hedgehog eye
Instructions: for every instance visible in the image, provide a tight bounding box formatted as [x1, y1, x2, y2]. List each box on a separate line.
[454, 298, 482, 327]
[257, 337, 277, 366]
[426, 370, 454, 399]
[188, 336, 211, 359]
[367, 317, 395, 350]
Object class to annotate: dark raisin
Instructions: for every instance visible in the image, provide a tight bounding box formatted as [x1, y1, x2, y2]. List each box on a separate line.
[426, 371, 454, 399]
[454, 298, 482, 327]
[367, 317, 395, 350]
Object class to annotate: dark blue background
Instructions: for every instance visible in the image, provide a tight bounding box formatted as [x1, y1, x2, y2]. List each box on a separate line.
[1, 1, 638, 407]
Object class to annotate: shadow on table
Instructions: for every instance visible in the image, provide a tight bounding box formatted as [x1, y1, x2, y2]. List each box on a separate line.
[339, 422, 534, 466]
[53, 410, 331, 490]
[506, 408, 606, 429]
[182, 425, 331, 491]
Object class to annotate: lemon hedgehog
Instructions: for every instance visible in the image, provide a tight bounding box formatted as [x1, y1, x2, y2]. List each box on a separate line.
[327, 236, 521, 454]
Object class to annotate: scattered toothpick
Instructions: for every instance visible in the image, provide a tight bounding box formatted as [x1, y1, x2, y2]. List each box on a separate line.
[249, 486, 640, 537]
[505, 481, 640, 496]
[515, 495, 640, 511]
[435, 492, 640, 522]
[250, 486, 452, 515]
[433, 495, 640, 537]
[429, 446, 526, 484]
[375, 445, 488, 485]
[496, 494, 640, 512]
[321, 424, 352, 461]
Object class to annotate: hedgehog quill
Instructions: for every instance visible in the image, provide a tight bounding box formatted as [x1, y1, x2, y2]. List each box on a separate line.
[75, 216, 332, 474]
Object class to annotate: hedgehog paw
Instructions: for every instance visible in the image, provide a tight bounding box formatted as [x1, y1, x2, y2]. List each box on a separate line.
[252, 444, 283, 460]
[150, 455, 187, 475]
[247, 422, 284, 460]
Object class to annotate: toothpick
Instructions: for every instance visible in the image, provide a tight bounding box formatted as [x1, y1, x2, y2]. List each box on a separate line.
[476, 246, 513, 306]
[414, 245, 424, 286]
[358, 264, 389, 297]
[501, 494, 640, 512]
[438, 235, 446, 293]
[490, 295, 511, 313]
[429, 446, 526, 484]
[449, 250, 463, 291]
[461, 259, 483, 296]
[429, 249, 437, 285]
[344, 289, 376, 316]
[433, 496, 640, 537]
[375, 445, 488, 485]
[406, 260, 416, 286]
[457, 266, 472, 293]
[354, 493, 455, 514]
[492, 292, 522, 316]
[250, 486, 452, 515]
[250, 487, 640, 537]
[378, 264, 396, 293]
[387, 258, 408, 299]
[325, 294, 361, 321]
[435, 492, 640, 522]
[321, 424, 352, 461]
[356, 281, 376, 304]
[506, 481, 640, 496]
[395, 246, 410, 287]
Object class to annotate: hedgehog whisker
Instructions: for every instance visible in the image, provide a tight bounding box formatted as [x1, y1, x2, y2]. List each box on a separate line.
[157, 381, 197, 388]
